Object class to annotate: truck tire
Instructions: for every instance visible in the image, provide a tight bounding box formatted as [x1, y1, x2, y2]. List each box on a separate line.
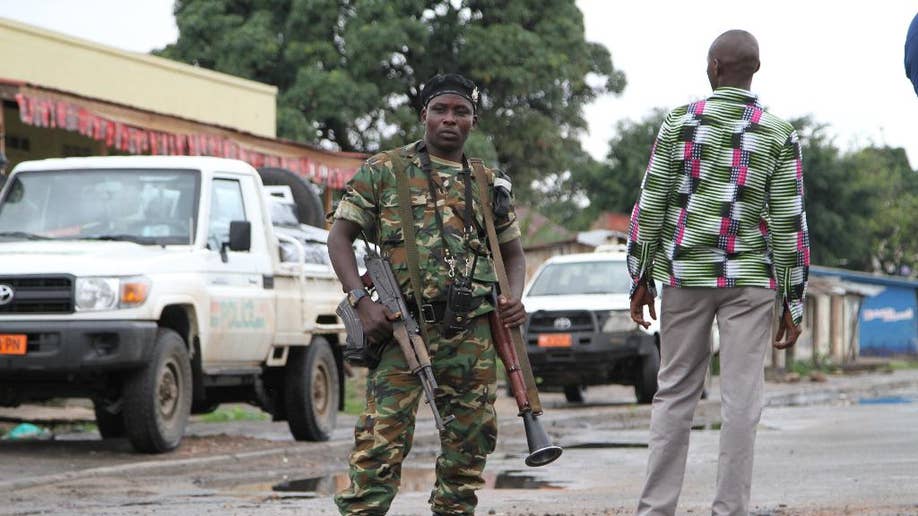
[635, 347, 660, 405]
[257, 167, 325, 228]
[123, 328, 192, 453]
[92, 400, 125, 439]
[285, 337, 339, 441]
[563, 384, 585, 403]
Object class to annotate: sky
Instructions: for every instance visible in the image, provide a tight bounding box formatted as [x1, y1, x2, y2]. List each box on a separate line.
[2, 0, 917, 168]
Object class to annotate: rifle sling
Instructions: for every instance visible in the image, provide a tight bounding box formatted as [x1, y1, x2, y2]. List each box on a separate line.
[470, 161, 543, 414]
[391, 151, 433, 346]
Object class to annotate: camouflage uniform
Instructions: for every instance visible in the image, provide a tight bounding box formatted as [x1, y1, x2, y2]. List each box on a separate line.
[333, 141, 520, 515]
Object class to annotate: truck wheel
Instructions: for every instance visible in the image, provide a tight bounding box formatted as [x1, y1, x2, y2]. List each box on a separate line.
[635, 347, 660, 405]
[123, 328, 192, 453]
[285, 337, 339, 441]
[258, 167, 325, 228]
[563, 384, 584, 403]
[92, 400, 125, 439]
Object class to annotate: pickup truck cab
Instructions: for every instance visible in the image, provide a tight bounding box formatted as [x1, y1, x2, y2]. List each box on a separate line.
[0, 156, 346, 452]
[522, 246, 661, 404]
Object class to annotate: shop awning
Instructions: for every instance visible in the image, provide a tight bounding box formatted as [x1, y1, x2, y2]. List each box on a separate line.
[5, 82, 364, 189]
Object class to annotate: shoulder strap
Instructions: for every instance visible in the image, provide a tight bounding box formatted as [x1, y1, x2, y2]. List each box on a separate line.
[393, 154, 433, 344]
[470, 161, 542, 413]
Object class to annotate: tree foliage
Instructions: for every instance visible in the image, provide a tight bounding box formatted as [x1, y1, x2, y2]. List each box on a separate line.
[156, 0, 625, 198]
[577, 109, 665, 222]
[792, 117, 918, 274]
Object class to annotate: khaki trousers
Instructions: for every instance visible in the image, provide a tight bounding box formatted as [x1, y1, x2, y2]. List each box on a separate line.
[637, 286, 776, 516]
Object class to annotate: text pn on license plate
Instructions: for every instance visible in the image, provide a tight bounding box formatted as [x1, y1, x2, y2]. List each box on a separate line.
[538, 333, 572, 348]
[0, 334, 27, 355]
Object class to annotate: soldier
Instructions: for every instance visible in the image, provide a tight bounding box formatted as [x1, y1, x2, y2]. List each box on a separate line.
[327, 73, 527, 515]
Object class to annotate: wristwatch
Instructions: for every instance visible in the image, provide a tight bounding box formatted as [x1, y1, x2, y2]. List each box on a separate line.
[347, 287, 369, 308]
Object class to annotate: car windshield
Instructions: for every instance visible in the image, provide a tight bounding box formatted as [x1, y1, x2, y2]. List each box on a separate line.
[0, 169, 199, 245]
[527, 260, 631, 296]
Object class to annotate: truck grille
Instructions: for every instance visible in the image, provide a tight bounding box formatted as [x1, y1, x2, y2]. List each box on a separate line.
[0, 275, 74, 314]
[527, 310, 595, 334]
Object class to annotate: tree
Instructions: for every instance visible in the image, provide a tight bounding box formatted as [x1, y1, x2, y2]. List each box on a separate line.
[792, 118, 871, 270]
[846, 146, 918, 275]
[156, 0, 625, 198]
[579, 109, 665, 221]
[785, 118, 917, 275]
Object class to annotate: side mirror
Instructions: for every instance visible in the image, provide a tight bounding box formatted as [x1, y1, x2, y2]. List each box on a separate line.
[220, 220, 251, 262]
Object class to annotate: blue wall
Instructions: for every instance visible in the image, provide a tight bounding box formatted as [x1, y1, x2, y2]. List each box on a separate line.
[859, 286, 918, 356]
[810, 267, 918, 357]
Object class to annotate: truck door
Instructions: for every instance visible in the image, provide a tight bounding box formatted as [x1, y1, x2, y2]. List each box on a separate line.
[204, 175, 274, 364]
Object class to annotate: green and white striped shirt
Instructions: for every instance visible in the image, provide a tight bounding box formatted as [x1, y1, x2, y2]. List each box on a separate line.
[626, 87, 809, 325]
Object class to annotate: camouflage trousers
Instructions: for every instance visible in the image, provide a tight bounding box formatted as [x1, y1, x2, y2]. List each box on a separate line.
[334, 314, 498, 515]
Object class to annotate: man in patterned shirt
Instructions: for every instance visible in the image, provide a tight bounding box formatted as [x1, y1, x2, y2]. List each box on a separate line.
[628, 30, 809, 516]
[328, 73, 527, 515]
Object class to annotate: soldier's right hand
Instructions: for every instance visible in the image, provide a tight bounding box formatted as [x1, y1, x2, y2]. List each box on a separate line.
[357, 299, 397, 343]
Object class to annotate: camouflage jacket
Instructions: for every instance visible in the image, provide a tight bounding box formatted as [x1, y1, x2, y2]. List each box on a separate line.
[334, 141, 521, 318]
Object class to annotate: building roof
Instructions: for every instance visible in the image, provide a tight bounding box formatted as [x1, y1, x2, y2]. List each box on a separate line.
[591, 211, 632, 233]
[516, 207, 574, 249]
[810, 266, 918, 290]
[0, 17, 277, 138]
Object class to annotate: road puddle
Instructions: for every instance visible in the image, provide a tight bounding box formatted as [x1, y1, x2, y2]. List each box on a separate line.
[270, 468, 566, 494]
[565, 441, 648, 449]
[858, 396, 913, 405]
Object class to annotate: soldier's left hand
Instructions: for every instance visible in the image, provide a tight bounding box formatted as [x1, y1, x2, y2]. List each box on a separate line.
[498, 296, 526, 328]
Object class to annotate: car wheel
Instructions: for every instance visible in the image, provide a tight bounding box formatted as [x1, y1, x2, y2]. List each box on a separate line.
[635, 347, 660, 405]
[285, 337, 339, 441]
[92, 399, 125, 439]
[563, 384, 584, 403]
[123, 328, 192, 453]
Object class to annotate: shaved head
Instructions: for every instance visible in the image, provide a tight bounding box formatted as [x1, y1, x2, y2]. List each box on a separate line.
[707, 30, 760, 90]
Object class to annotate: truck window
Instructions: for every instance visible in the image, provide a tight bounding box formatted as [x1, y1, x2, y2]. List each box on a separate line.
[207, 178, 247, 250]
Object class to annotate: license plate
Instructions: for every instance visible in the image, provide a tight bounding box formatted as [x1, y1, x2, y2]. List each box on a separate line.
[0, 334, 27, 355]
[538, 333, 572, 348]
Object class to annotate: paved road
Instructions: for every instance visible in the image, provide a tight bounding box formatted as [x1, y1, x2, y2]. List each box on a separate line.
[0, 370, 917, 515]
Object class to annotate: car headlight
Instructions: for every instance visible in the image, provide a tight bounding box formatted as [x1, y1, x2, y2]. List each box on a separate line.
[599, 310, 637, 333]
[76, 276, 150, 311]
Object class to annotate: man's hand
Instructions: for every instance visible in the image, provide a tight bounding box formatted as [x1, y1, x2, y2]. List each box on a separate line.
[498, 295, 526, 328]
[356, 299, 398, 344]
[630, 282, 657, 329]
[774, 308, 801, 349]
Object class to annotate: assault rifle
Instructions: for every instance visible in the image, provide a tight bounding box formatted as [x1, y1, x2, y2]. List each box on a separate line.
[338, 247, 454, 431]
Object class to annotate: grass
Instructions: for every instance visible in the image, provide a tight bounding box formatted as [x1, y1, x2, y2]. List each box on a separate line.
[788, 359, 836, 377]
[198, 405, 270, 423]
[888, 359, 918, 371]
[344, 373, 367, 415]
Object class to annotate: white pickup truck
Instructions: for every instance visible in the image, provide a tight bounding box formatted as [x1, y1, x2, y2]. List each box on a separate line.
[0, 156, 346, 453]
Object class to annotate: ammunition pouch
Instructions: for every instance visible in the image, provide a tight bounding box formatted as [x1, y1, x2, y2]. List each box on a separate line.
[440, 280, 482, 338]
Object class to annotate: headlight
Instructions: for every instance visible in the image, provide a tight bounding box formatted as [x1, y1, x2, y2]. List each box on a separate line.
[599, 310, 637, 333]
[76, 276, 150, 311]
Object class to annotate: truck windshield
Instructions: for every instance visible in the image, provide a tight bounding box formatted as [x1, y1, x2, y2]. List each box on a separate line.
[0, 169, 200, 245]
[527, 260, 632, 296]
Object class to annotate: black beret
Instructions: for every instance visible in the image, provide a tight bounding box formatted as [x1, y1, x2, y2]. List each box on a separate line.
[420, 73, 479, 112]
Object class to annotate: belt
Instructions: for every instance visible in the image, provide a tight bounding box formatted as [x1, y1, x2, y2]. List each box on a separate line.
[405, 300, 448, 324]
